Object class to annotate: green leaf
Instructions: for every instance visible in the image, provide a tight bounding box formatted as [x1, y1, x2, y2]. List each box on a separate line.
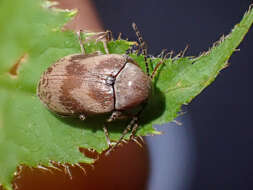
[0, 0, 253, 189]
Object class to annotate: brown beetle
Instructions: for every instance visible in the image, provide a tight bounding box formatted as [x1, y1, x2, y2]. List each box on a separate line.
[37, 53, 151, 118]
[37, 23, 166, 153]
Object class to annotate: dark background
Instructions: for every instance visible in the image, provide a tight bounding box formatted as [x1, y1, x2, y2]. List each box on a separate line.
[94, 0, 253, 189]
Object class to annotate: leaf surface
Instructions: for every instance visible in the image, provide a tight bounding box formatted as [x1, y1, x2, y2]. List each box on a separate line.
[0, 1, 253, 189]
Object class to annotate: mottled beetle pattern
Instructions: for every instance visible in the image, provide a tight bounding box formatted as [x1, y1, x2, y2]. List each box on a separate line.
[37, 23, 166, 154]
[38, 54, 151, 117]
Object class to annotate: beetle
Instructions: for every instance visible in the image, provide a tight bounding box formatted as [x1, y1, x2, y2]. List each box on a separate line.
[37, 23, 166, 153]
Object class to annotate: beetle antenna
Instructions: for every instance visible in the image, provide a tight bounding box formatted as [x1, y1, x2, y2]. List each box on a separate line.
[77, 30, 85, 54]
[132, 22, 150, 76]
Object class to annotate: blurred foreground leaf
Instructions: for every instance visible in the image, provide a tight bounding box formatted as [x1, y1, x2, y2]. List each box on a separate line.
[0, 1, 253, 189]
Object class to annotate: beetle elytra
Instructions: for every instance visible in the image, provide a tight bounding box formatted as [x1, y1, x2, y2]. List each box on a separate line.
[37, 23, 167, 154]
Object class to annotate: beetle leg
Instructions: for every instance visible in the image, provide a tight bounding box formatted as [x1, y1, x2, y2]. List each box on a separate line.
[76, 30, 85, 54]
[95, 30, 113, 54]
[103, 124, 112, 146]
[130, 122, 139, 139]
[151, 50, 170, 79]
[132, 22, 149, 76]
[126, 42, 139, 55]
[107, 30, 114, 41]
[117, 32, 122, 40]
[79, 114, 86, 121]
[102, 40, 110, 54]
[107, 111, 121, 122]
[104, 110, 131, 147]
[105, 116, 138, 156]
[105, 102, 148, 155]
[95, 32, 109, 54]
[157, 49, 167, 58]
[107, 111, 130, 122]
